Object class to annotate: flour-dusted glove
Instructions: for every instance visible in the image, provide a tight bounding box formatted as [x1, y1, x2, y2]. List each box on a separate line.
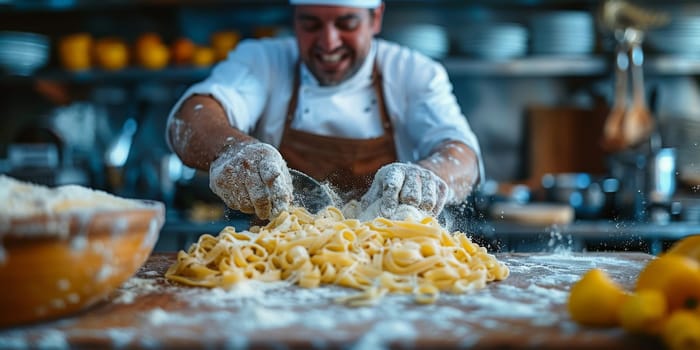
[209, 142, 293, 220]
[361, 163, 450, 218]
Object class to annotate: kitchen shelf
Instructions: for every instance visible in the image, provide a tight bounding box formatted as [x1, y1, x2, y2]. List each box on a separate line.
[4, 55, 698, 84]
[0, 0, 616, 12]
[29, 66, 213, 84]
[444, 55, 700, 77]
[645, 55, 700, 75]
[442, 56, 609, 77]
[1, 0, 695, 12]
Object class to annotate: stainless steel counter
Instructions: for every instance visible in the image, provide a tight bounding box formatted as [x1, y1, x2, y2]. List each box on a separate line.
[476, 220, 700, 254]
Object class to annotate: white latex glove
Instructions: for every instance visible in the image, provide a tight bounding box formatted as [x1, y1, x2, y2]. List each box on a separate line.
[209, 142, 293, 220]
[360, 163, 449, 219]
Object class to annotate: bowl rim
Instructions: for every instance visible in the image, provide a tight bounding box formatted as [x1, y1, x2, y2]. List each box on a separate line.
[0, 200, 165, 240]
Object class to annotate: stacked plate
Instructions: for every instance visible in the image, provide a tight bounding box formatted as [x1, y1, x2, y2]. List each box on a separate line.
[530, 11, 595, 56]
[647, 16, 700, 56]
[381, 24, 449, 59]
[455, 23, 528, 60]
[0, 31, 49, 76]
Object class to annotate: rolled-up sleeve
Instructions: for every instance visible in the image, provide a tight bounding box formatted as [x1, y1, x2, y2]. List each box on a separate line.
[165, 40, 271, 148]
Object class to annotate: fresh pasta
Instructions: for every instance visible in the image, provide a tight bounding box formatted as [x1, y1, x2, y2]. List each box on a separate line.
[165, 206, 509, 304]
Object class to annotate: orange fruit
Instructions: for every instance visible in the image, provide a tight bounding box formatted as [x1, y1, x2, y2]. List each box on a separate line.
[134, 32, 163, 52]
[93, 37, 129, 71]
[133, 32, 170, 69]
[636, 255, 700, 312]
[568, 268, 629, 327]
[191, 46, 215, 67]
[170, 37, 195, 66]
[58, 33, 93, 71]
[619, 289, 668, 335]
[663, 310, 700, 350]
[666, 235, 700, 262]
[210, 30, 240, 61]
[136, 42, 169, 70]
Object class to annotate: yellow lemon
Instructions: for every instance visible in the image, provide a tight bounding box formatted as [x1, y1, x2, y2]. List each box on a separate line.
[636, 255, 700, 312]
[135, 42, 170, 70]
[210, 30, 240, 61]
[666, 235, 700, 262]
[93, 37, 129, 71]
[663, 310, 700, 350]
[619, 289, 668, 335]
[134, 32, 163, 53]
[568, 268, 629, 327]
[170, 37, 195, 66]
[191, 46, 215, 67]
[132, 32, 170, 70]
[58, 33, 93, 71]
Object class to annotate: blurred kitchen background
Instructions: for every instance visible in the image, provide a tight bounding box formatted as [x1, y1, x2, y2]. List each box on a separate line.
[1, 0, 699, 253]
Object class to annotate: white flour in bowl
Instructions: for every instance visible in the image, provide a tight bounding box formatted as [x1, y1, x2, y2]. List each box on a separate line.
[0, 175, 146, 220]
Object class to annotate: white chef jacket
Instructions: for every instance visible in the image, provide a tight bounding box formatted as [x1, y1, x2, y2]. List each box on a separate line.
[167, 37, 485, 182]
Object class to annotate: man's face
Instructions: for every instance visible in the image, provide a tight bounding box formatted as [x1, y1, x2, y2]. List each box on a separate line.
[293, 5, 383, 86]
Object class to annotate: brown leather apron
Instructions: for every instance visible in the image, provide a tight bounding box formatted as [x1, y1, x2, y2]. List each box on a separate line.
[279, 62, 397, 200]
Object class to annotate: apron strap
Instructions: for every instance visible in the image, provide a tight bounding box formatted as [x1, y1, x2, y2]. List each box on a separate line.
[284, 61, 301, 129]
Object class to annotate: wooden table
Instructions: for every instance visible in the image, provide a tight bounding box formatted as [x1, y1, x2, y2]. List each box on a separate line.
[0, 252, 662, 349]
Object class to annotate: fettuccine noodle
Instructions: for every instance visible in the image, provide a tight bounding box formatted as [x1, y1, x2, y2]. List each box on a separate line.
[165, 207, 509, 304]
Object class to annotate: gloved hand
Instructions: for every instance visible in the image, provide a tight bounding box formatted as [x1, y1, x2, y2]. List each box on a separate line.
[361, 163, 450, 219]
[209, 142, 293, 220]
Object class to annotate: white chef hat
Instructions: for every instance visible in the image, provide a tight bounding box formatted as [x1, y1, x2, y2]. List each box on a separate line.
[290, 0, 381, 8]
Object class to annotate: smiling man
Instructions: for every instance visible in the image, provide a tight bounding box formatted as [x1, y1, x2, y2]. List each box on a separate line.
[166, 0, 484, 222]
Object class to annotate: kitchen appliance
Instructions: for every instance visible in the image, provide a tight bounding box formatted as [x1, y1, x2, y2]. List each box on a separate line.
[608, 147, 679, 223]
[646, 147, 677, 223]
[647, 147, 677, 204]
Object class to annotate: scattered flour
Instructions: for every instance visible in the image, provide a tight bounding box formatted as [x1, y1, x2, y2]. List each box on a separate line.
[34, 329, 68, 349]
[351, 320, 416, 350]
[0, 252, 647, 349]
[105, 328, 136, 349]
[113, 277, 164, 304]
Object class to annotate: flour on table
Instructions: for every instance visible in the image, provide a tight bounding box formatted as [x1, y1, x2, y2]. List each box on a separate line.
[0, 253, 647, 349]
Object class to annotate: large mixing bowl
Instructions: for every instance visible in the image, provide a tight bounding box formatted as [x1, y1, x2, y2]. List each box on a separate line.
[0, 191, 164, 328]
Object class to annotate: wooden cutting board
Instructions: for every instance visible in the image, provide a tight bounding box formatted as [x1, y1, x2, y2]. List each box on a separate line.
[525, 105, 609, 187]
[0, 252, 659, 349]
[490, 202, 575, 225]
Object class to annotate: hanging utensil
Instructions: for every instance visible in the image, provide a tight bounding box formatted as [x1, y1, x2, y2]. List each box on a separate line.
[602, 42, 629, 152]
[623, 33, 655, 147]
[599, 0, 669, 32]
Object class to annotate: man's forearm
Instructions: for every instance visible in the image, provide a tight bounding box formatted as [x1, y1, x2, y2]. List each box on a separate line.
[417, 141, 480, 203]
[167, 94, 256, 171]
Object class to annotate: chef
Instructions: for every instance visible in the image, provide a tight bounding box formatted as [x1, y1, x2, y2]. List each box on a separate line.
[166, 0, 484, 222]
